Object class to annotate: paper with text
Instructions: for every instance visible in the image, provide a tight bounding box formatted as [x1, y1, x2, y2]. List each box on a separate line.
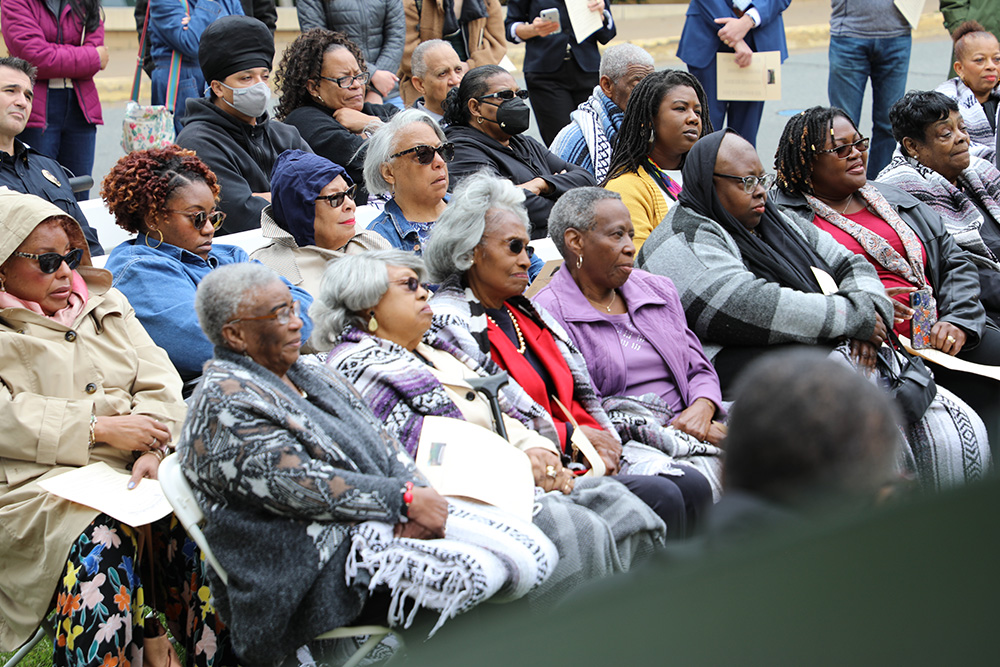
[717, 51, 782, 101]
[565, 0, 604, 44]
[39, 462, 174, 526]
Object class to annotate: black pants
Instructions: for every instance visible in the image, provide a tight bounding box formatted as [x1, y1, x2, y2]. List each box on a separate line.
[616, 465, 714, 540]
[525, 56, 598, 146]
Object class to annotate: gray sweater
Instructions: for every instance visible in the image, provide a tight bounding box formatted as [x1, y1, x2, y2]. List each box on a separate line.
[830, 0, 911, 39]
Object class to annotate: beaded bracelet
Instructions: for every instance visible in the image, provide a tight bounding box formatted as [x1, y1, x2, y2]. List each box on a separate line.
[88, 413, 97, 449]
[401, 481, 414, 519]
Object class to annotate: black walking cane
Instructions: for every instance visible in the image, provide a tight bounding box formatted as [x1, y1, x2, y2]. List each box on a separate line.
[466, 372, 511, 441]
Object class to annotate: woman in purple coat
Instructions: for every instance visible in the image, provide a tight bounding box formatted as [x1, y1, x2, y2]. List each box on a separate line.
[532, 187, 727, 449]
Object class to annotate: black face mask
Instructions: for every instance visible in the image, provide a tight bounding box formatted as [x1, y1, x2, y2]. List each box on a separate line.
[489, 98, 531, 135]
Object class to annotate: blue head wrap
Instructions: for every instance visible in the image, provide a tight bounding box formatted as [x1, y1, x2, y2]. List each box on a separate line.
[270, 150, 352, 247]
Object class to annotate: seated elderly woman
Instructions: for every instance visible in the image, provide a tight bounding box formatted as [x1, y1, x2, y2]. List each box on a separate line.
[442, 65, 596, 239]
[532, 187, 726, 492]
[275, 29, 399, 205]
[101, 146, 313, 384]
[879, 90, 1000, 322]
[638, 127, 990, 491]
[424, 172, 713, 538]
[311, 250, 666, 598]
[181, 262, 558, 664]
[251, 149, 389, 296]
[0, 190, 233, 665]
[935, 21, 1000, 163]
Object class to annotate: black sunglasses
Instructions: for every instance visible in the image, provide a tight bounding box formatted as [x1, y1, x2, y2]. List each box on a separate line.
[502, 238, 534, 257]
[817, 137, 870, 159]
[390, 142, 455, 165]
[14, 248, 83, 274]
[391, 277, 429, 292]
[478, 89, 529, 102]
[316, 184, 357, 208]
[168, 209, 227, 230]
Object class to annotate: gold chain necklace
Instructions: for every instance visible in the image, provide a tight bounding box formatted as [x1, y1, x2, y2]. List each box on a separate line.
[485, 306, 526, 354]
[586, 289, 617, 312]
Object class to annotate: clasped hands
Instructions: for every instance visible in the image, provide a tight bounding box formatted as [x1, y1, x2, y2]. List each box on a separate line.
[715, 16, 754, 68]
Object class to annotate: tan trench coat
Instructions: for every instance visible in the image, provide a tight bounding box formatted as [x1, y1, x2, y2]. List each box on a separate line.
[0, 190, 186, 650]
[398, 0, 507, 106]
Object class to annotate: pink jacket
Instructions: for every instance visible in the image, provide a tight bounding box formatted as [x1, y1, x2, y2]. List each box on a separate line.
[1, 0, 104, 128]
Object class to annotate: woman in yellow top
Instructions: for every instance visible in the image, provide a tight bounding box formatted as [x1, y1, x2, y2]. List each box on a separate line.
[604, 70, 712, 251]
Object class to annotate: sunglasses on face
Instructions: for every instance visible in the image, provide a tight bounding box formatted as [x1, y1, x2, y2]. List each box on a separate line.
[319, 71, 370, 88]
[817, 137, 870, 159]
[391, 276, 429, 292]
[500, 238, 534, 258]
[13, 247, 83, 274]
[168, 209, 227, 230]
[228, 299, 301, 326]
[316, 184, 357, 208]
[390, 142, 456, 165]
[713, 172, 777, 193]
[477, 89, 529, 102]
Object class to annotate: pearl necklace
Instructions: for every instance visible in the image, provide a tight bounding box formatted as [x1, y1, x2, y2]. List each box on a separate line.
[486, 306, 526, 354]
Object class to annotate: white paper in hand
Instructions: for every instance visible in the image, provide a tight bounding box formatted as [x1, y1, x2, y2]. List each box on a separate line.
[39, 462, 174, 526]
[565, 0, 604, 44]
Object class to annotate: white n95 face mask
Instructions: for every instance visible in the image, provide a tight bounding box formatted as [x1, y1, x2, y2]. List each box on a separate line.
[221, 81, 271, 118]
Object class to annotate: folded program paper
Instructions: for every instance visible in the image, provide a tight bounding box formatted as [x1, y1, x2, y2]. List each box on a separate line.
[39, 462, 173, 526]
[717, 51, 782, 101]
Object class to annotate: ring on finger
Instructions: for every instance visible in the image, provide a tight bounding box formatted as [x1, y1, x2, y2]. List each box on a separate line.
[545, 465, 558, 479]
[946, 335, 957, 344]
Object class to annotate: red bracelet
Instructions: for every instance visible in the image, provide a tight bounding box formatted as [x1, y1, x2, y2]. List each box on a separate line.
[403, 481, 414, 507]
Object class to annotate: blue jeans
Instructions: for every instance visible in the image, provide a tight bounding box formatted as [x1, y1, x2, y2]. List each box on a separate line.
[17, 88, 97, 201]
[828, 34, 912, 179]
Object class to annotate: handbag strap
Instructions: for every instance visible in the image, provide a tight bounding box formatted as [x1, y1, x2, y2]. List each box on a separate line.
[131, 0, 189, 109]
[130, 1, 152, 102]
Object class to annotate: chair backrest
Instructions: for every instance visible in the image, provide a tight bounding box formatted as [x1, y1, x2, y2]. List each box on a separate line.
[158, 454, 229, 585]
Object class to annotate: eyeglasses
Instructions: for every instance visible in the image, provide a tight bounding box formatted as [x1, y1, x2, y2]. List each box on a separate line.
[168, 209, 227, 230]
[713, 172, 777, 193]
[316, 184, 357, 208]
[817, 137, 870, 159]
[13, 248, 83, 274]
[390, 142, 455, 165]
[391, 277, 429, 292]
[497, 238, 534, 258]
[478, 89, 529, 102]
[228, 300, 301, 326]
[319, 72, 370, 88]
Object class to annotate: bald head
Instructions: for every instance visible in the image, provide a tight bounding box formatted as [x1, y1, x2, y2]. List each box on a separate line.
[715, 133, 768, 230]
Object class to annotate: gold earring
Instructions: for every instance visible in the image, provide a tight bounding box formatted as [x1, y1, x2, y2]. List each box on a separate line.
[576, 254, 583, 269]
[367, 312, 378, 332]
[145, 229, 164, 249]
[477, 116, 484, 125]
[0, 275, 5, 291]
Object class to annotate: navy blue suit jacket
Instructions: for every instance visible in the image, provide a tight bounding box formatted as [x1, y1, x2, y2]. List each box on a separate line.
[677, 0, 790, 69]
[505, 0, 615, 74]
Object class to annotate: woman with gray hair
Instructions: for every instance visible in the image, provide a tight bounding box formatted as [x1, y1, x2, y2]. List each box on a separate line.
[181, 262, 558, 664]
[424, 172, 714, 537]
[311, 249, 666, 604]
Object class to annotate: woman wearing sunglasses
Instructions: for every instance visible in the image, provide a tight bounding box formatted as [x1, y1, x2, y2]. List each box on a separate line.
[0, 190, 238, 664]
[442, 65, 595, 239]
[101, 146, 314, 386]
[275, 29, 399, 205]
[252, 149, 388, 298]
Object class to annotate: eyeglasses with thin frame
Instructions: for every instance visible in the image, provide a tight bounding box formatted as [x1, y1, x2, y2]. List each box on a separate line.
[315, 184, 357, 208]
[167, 209, 227, 230]
[13, 248, 83, 274]
[816, 137, 870, 159]
[712, 172, 777, 193]
[227, 299, 301, 326]
[390, 142, 455, 165]
[391, 277, 430, 292]
[319, 71, 370, 88]
[477, 89, 529, 103]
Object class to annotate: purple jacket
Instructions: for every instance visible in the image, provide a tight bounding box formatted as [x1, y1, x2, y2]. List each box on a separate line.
[1, 0, 104, 128]
[532, 265, 723, 415]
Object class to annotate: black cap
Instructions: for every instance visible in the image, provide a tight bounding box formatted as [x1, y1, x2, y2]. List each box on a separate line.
[198, 15, 274, 85]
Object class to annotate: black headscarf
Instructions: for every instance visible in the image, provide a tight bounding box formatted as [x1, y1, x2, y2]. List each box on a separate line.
[678, 129, 831, 294]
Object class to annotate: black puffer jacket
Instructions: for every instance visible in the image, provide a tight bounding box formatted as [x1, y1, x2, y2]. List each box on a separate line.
[295, 0, 405, 74]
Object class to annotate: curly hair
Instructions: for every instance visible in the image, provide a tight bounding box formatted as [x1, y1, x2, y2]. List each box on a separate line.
[602, 70, 713, 185]
[101, 146, 220, 234]
[773, 105, 856, 196]
[441, 64, 508, 128]
[274, 28, 368, 121]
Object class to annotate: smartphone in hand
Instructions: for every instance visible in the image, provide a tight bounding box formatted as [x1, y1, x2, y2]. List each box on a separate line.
[540, 8, 562, 32]
[909, 288, 937, 349]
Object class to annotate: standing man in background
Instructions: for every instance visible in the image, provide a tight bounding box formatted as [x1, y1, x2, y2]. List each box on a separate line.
[677, 0, 789, 147]
[828, 0, 912, 179]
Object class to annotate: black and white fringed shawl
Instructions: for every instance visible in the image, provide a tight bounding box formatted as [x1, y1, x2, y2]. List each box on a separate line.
[878, 150, 1000, 272]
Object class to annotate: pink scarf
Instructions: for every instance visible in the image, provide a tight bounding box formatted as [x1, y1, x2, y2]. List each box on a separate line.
[0, 270, 89, 326]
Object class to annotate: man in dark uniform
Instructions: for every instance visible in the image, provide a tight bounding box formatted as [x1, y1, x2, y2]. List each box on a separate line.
[0, 56, 102, 255]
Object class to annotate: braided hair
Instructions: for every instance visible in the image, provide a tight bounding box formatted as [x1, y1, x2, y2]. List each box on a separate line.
[441, 64, 508, 127]
[274, 29, 368, 121]
[774, 105, 857, 195]
[101, 146, 220, 234]
[602, 69, 712, 185]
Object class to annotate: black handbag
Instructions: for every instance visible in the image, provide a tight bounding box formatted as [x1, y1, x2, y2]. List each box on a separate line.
[884, 330, 937, 422]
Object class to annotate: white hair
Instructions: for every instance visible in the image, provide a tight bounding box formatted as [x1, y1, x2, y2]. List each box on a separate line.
[195, 263, 285, 347]
[411, 39, 453, 79]
[548, 187, 622, 257]
[599, 43, 654, 81]
[363, 108, 448, 196]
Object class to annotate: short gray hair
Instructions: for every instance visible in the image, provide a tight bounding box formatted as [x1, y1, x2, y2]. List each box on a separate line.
[195, 263, 285, 347]
[363, 108, 448, 196]
[411, 39, 452, 79]
[599, 43, 654, 81]
[309, 250, 429, 350]
[548, 187, 622, 257]
[423, 171, 529, 283]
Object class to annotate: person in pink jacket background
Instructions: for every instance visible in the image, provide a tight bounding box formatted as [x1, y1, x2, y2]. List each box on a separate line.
[1, 0, 107, 200]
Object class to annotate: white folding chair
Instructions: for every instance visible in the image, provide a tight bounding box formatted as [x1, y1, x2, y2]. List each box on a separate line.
[157, 454, 396, 667]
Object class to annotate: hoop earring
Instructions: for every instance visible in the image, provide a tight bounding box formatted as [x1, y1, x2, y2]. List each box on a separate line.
[145, 229, 164, 249]
[476, 116, 484, 125]
[367, 311, 378, 332]
[576, 254, 583, 269]
[0, 275, 5, 292]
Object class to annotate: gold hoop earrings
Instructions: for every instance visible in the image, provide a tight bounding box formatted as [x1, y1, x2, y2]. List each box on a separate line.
[145, 229, 164, 249]
[576, 254, 583, 269]
[367, 311, 378, 332]
[476, 116, 484, 125]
